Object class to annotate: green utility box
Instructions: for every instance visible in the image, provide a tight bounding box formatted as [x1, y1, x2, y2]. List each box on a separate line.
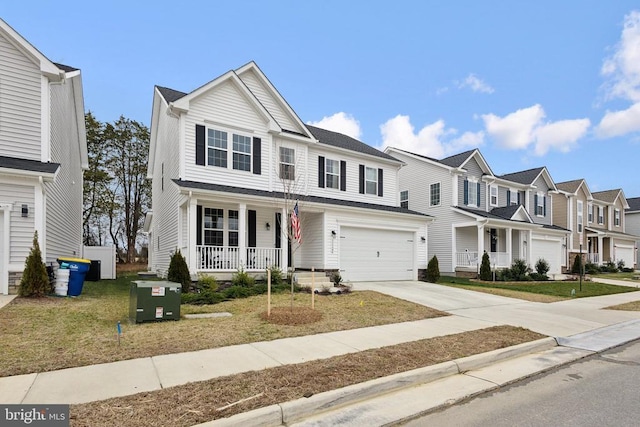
[129, 281, 181, 323]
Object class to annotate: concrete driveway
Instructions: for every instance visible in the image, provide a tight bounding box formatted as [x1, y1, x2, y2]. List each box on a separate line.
[354, 281, 640, 337]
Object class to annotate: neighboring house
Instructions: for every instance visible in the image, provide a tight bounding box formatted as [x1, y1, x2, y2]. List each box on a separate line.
[0, 19, 87, 294]
[625, 197, 640, 268]
[553, 180, 637, 269]
[146, 62, 432, 282]
[385, 148, 568, 277]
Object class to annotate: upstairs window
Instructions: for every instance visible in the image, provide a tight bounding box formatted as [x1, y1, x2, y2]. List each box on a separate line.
[279, 147, 295, 180]
[535, 192, 545, 216]
[588, 203, 593, 223]
[464, 178, 479, 207]
[430, 183, 441, 206]
[232, 134, 251, 171]
[598, 206, 604, 224]
[577, 200, 583, 233]
[615, 209, 620, 226]
[507, 189, 519, 206]
[365, 166, 378, 195]
[326, 159, 340, 189]
[400, 190, 409, 208]
[207, 129, 228, 168]
[490, 185, 498, 207]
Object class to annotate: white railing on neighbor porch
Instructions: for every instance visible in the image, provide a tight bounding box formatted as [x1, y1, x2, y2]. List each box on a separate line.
[586, 253, 600, 264]
[455, 251, 511, 269]
[196, 245, 282, 271]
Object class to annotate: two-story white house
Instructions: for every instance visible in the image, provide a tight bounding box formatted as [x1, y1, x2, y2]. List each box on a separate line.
[625, 197, 640, 268]
[0, 19, 87, 294]
[385, 147, 568, 277]
[146, 62, 431, 282]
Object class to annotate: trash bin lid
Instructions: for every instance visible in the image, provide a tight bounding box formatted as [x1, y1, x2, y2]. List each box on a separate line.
[57, 257, 91, 264]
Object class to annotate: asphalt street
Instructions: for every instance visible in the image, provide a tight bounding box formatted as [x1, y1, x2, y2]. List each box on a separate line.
[401, 338, 640, 427]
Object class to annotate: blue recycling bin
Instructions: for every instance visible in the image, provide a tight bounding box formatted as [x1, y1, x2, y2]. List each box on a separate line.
[57, 257, 92, 296]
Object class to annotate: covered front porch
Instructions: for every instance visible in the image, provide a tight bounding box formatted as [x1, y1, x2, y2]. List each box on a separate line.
[585, 227, 638, 268]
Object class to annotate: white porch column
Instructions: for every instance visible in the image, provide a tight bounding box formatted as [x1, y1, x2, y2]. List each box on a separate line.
[188, 197, 198, 273]
[526, 230, 533, 266]
[506, 227, 513, 263]
[281, 207, 288, 272]
[477, 224, 485, 256]
[238, 203, 247, 268]
[598, 236, 603, 265]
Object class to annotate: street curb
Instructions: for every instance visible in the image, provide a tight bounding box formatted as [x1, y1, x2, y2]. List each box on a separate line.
[197, 337, 557, 427]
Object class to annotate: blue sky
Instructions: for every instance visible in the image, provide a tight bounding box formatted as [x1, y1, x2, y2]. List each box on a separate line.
[3, 1, 640, 197]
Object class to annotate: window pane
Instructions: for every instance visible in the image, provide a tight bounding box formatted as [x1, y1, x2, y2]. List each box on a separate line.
[204, 230, 223, 246]
[233, 153, 251, 171]
[326, 159, 339, 189]
[228, 210, 238, 230]
[366, 167, 377, 181]
[366, 181, 377, 195]
[228, 231, 239, 247]
[280, 163, 295, 180]
[232, 134, 251, 153]
[208, 129, 227, 149]
[326, 159, 338, 174]
[326, 174, 339, 189]
[279, 147, 295, 180]
[208, 148, 227, 168]
[430, 183, 440, 206]
[280, 147, 294, 163]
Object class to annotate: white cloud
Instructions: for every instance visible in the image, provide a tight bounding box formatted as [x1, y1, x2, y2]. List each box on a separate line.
[482, 104, 590, 155]
[601, 10, 640, 102]
[457, 74, 495, 94]
[379, 115, 483, 158]
[482, 105, 545, 150]
[596, 102, 640, 138]
[307, 112, 361, 140]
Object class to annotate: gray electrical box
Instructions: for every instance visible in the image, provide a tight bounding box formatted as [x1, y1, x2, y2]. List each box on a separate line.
[129, 280, 181, 323]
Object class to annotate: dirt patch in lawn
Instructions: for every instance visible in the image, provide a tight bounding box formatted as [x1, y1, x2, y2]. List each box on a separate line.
[259, 306, 323, 325]
[70, 325, 544, 427]
[605, 300, 640, 311]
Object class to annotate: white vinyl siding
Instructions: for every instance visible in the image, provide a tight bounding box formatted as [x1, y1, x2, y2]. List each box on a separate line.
[529, 175, 552, 225]
[0, 182, 35, 264]
[0, 32, 41, 160]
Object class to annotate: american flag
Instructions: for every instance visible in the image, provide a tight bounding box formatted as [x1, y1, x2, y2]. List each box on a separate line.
[291, 201, 302, 243]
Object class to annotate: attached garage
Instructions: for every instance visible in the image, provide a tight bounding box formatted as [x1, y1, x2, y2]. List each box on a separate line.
[614, 244, 635, 268]
[531, 236, 562, 275]
[340, 227, 415, 281]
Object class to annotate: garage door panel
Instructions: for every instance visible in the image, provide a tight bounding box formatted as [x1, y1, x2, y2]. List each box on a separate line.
[531, 238, 562, 275]
[614, 246, 634, 268]
[340, 227, 414, 282]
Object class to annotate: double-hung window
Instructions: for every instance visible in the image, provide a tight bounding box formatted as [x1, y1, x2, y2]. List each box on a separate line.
[365, 167, 378, 195]
[587, 203, 593, 223]
[207, 129, 228, 168]
[228, 210, 239, 246]
[232, 134, 251, 171]
[430, 183, 440, 206]
[203, 208, 224, 246]
[598, 206, 604, 224]
[614, 209, 620, 226]
[536, 192, 545, 216]
[326, 159, 339, 189]
[279, 147, 295, 180]
[466, 179, 479, 207]
[490, 185, 498, 207]
[400, 190, 409, 208]
[577, 201, 583, 233]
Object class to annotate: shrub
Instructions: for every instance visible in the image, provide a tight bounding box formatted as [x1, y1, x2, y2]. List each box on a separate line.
[600, 261, 618, 273]
[426, 255, 440, 283]
[499, 259, 532, 282]
[223, 285, 254, 299]
[534, 258, 549, 280]
[330, 272, 342, 287]
[197, 274, 219, 292]
[19, 231, 50, 297]
[479, 251, 492, 281]
[571, 254, 582, 274]
[181, 291, 225, 305]
[267, 266, 284, 285]
[584, 261, 599, 275]
[232, 267, 255, 287]
[168, 249, 191, 293]
[617, 260, 625, 271]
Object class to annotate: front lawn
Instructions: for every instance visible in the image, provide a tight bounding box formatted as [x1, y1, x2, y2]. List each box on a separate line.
[0, 272, 446, 377]
[438, 276, 639, 302]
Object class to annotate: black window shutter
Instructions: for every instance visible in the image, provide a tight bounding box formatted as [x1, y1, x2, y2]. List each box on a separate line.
[507, 190, 511, 205]
[359, 164, 365, 194]
[252, 137, 261, 175]
[318, 156, 325, 188]
[196, 205, 203, 245]
[517, 192, 521, 205]
[463, 179, 469, 205]
[340, 160, 347, 191]
[378, 168, 383, 197]
[476, 183, 481, 206]
[534, 194, 538, 211]
[248, 210, 257, 247]
[195, 125, 205, 166]
[543, 196, 547, 216]
[275, 213, 281, 249]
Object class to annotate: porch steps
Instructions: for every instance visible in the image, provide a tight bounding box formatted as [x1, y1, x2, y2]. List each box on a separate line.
[294, 271, 333, 289]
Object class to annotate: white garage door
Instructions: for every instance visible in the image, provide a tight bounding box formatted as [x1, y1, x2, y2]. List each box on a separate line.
[531, 237, 562, 275]
[340, 227, 414, 281]
[614, 245, 634, 268]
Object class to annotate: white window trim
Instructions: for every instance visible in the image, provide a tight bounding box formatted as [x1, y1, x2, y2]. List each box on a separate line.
[614, 208, 620, 227]
[490, 185, 498, 207]
[509, 188, 518, 206]
[325, 158, 340, 190]
[598, 206, 604, 225]
[365, 166, 378, 195]
[400, 190, 408, 208]
[467, 178, 478, 208]
[279, 146, 295, 181]
[577, 200, 583, 234]
[206, 126, 253, 173]
[536, 192, 545, 217]
[587, 203, 593, 223]
[430, 182, 441, 207]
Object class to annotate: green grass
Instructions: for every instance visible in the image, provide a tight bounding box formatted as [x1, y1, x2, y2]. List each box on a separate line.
[592, 271, 639, 280]
[438, 275, 639, 299]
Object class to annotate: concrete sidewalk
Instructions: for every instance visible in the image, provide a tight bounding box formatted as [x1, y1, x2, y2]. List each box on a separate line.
[590, 276, 640, 288]
[0, 295, 16, 310]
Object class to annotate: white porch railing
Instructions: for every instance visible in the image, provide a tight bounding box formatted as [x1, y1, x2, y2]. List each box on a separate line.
[196, 245, 282, 271]
[455, 251, 511, 268]
[586, 253, 600, 264]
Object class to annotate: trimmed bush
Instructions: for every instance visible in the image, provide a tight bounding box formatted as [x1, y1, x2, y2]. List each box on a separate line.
[232, 267, 255, 287]
[534, 258, 550, 280]
[479, 251, 492, 281]
[331, 272, 342, 287]
[571, 254, 582, 274]
[498, 259, 532, 282]
[426, 255, 440, 283]
[584, 261, 599, 275]
[197, 274, 219, 292]
[267, 266, 284, 285]
[167, 249, 191, 293]
[19, 231, 50, 297]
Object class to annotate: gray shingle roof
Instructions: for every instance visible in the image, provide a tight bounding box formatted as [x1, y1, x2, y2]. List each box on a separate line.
[173, 179, 430, 217]
[0, 156, 60, 174]
[592, 189, 621, 204]
[455, 206, 531, 223]
[556, 179, 583, 193]
[53, 62, 78, 72]
[156, 86, 188, 103]
[499, 167, 545, 185]
[627, 197, 640, 212]
[305, 125, 398, 162]
[438, 149, 476, 168]
[490, 205, 523, 220]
